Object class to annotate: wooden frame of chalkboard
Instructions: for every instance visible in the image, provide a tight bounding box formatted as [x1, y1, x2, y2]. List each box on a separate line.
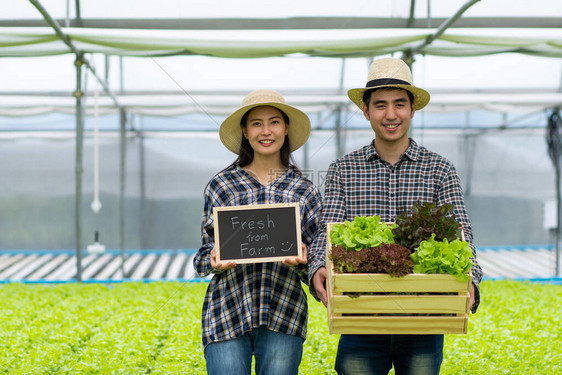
[213, 203, 302, 264]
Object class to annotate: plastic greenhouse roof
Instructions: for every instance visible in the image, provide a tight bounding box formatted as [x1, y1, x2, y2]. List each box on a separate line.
[0, 0, 561, 122]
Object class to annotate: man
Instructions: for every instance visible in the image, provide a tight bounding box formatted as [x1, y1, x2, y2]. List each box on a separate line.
[308, 57, 483, 375]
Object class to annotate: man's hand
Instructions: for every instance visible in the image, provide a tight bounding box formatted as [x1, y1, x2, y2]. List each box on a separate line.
[312, 267, 328, 306]
[210, 249, 237, 271]
[283, 244, 307, 267]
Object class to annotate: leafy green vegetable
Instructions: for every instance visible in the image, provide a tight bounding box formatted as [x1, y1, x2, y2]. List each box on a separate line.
[0, 281, 560, 374]
[330, 243, 413, 277]
[393, 201, 462, 252]
[410, 234, 473, 280]
[329, 208, 473, 279]
[330, 215, 397, 251]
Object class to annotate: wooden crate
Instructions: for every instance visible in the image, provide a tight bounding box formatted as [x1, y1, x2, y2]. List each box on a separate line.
[326, 223, 471, 335]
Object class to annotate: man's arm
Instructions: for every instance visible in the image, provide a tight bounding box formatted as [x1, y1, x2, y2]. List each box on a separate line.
[291, 184, 323, 284]
[440, 163, 483, 313]
[308, 161, 346, 302]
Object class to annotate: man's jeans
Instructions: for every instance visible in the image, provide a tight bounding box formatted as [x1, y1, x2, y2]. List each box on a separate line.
[335, 334, 444, 375]
[204, 326, 304, 375]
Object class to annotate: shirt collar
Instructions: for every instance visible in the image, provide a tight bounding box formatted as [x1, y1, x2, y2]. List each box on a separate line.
[404, 139, 421, 162]
[365, 141, 378, 160]
[365, 138, 421, 162]
[233, 163, 296, 184]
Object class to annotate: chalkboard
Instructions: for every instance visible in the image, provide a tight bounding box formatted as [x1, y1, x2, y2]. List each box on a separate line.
[213, 203, 302, 264]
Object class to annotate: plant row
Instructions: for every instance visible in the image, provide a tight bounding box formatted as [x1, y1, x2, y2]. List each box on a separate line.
[0, 280, 560, 374]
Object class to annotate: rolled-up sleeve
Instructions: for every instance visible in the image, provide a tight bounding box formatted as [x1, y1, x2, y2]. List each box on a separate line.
[308, 161, 346, 301]
[440, 164, 483, 313]
[293, 185, 323, 283]
[193, 186, 218, 277]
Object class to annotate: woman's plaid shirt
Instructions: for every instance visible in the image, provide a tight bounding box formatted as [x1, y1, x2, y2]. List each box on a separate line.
[194, 164, 322, 347]
[308, 139, 483, 313]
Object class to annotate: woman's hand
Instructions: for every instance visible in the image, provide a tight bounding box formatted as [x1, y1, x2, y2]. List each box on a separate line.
[210, 249, 237, 271]
[283, 244, 307, 267]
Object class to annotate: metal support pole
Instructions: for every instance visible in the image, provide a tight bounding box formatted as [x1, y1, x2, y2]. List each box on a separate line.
[547, 109, 562, 276]
[406, 0, 480, 56]
[104, 54, 110, 84]
[554, 158, 562, 277]
[401, 51, 415, 139]
[463, 111, 473, 198]
[556, 69, 562, 275]
[74, 0, 83, 27]
[74, 53, 84, 282]
[407, 0, 416, 28]
[335, 59, 346, 158]
[65, 0, 70, 27]
[335, 108, 343, 158]
[427, 0, 432, 28]
[119, 108, 127, 278]
[119, 56, 124, 94]
[553, 109, 561, 276]
[139, 116, 147, 250]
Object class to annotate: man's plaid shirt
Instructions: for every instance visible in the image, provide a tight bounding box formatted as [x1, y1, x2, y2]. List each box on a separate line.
[308, 139, 483, 313]
[194, 164, 322, 347]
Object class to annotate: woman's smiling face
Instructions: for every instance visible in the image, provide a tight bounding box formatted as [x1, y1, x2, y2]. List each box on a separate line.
[242, 106, 288, 159]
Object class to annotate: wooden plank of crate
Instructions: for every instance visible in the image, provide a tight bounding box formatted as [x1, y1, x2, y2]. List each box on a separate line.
[331, 294, 468, 314]
[326, 224, 337, 326]
[326, 229, 337, 337]
[332, 273, 470, 293]
[330, 316, 468, 335]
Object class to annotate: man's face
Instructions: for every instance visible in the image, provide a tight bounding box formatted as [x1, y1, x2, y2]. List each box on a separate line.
[362, 88, 415, 146]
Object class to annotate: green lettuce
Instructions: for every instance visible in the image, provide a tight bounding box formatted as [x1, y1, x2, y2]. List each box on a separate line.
[330, 215, 397, 251]
[410, 233, 473, 280]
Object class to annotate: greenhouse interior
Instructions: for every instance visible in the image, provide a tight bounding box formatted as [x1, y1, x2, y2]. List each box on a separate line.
[1, 0, 561, 282]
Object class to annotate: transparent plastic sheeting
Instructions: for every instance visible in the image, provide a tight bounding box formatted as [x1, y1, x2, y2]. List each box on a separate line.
[0, 128, 555, 250]
[1, 27, 562, 58]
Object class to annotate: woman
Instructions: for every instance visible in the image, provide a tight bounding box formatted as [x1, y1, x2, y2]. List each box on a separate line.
[193, 89, 322, 375]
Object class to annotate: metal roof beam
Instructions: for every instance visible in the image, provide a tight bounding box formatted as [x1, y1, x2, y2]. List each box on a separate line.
[2, 16, 561, 29]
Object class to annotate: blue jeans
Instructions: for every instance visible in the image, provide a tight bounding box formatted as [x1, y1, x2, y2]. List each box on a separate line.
[335, 334, 444, 375]
[204, 326, 304, 375]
